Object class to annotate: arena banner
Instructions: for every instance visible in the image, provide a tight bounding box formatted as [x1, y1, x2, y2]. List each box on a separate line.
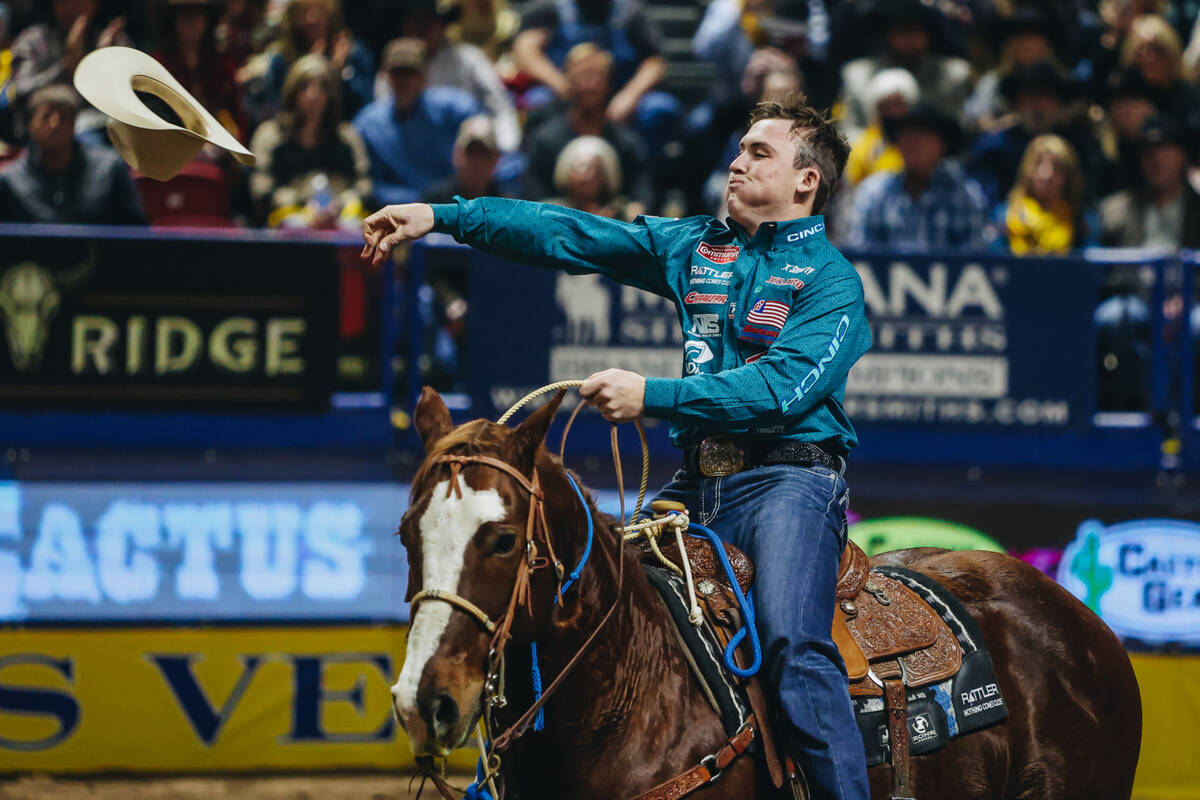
[0, 625, 477, 772]
[1129, 653, 1200, 799]
[1057, 518, 1200, 646]
[848, 517, 1006, 556]
[0, 481, 410, 624]
[467, 252, 1099, 431]
[0, 229, 337, 410]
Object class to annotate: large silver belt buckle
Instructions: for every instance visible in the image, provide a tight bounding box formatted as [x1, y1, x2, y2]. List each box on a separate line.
[698, 436, 743, 477]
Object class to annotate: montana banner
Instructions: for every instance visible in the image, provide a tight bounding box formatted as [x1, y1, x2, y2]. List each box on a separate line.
[0, 227, 338, 411]
[0, 625, 478, 772]
[466, 249, 1100, 432]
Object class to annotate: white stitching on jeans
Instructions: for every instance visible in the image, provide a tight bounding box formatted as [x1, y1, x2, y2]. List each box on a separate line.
[709, 477, 723, 523]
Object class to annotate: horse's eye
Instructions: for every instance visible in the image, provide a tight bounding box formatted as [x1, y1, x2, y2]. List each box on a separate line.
[493, 532, 517, 555]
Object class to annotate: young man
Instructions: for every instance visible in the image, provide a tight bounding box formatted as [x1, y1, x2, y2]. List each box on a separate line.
[362, 95, 872, 800]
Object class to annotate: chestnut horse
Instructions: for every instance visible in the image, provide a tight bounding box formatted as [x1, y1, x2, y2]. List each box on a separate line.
[391, 388, 1141, 800]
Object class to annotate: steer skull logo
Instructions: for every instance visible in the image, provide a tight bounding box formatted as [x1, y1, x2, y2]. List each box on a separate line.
[0, 250, 96, 372]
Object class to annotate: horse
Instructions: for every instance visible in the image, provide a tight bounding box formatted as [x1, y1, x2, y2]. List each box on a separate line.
[390, 387, 1142, 800]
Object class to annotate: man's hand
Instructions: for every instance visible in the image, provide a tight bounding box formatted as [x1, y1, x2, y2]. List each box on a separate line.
[361, 203, 435, 265]
[580, 369, 646, 423]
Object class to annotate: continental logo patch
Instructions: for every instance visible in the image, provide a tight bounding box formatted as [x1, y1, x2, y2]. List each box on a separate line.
[696, 242, 740, 264]
[684, 292, 727, 304]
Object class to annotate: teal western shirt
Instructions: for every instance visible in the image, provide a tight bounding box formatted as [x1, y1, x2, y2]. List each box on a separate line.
[431, 197, 871, 451]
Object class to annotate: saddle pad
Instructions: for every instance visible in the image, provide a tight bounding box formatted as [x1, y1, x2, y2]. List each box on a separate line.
[644, 565, 750, 736]
[852, 566, 1010, 766]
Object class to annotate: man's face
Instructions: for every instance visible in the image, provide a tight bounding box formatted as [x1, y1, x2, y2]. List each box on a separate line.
[28, 103, 75, 156]
[454, 141, 499, 192]
[885, 24, 929, 64]
[566, 55, 610, 112]
[388, 67, 426, 110]
[1015, 91, 1062, 133]
[1140, 141, 1187, 192]
[727, 118, 813, 215]
[895, 127, 945, 177]
[1007, 32, 1051, 68]
[1109, 96, 1156, 140]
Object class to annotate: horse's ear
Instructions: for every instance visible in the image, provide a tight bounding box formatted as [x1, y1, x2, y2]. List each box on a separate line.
[505, 390, 566, 472]
[414, 386, 454, 450]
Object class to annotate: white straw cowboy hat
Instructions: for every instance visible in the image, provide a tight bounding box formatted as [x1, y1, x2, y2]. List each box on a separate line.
[73, 46, 254, 180]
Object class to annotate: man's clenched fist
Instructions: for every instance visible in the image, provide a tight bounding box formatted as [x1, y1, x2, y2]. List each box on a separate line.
[361, 203, 436, 265]
[580, 369, 646, 422]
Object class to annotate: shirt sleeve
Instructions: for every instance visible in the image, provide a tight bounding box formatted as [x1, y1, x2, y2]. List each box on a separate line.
[643, 273, 868, 425]
[623, 10, 663, 59]
[518, 1, 560, 32]
[431, 196, 673, 296]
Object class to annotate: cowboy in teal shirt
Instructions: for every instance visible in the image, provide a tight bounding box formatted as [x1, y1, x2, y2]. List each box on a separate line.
[364, 96, 872, 799]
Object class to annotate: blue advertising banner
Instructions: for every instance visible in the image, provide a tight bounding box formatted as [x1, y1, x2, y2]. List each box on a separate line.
[467, 251, 1101, 432]
[0, 480, 642, 625]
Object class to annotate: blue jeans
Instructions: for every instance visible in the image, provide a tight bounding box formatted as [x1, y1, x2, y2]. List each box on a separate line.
[654, 463, 870, 800]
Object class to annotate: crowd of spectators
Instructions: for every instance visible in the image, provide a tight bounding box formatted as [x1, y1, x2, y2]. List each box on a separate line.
[0, 0, 1195, 254]
[0, 0, 1197, 400]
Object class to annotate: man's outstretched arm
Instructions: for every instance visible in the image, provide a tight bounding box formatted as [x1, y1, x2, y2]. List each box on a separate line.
[362, 197, 675, 297]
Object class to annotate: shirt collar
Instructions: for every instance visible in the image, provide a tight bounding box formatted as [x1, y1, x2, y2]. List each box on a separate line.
[725, 215, 827, 248]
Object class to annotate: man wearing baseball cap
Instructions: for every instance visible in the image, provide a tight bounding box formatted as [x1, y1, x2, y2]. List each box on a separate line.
[352, 36, 481, 204]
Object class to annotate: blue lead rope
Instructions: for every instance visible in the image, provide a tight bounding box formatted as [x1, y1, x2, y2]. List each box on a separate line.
[684, 520, 762, 678]
[528, 473, 593, 732]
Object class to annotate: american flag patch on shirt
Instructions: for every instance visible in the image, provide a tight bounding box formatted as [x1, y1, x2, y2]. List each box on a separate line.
[746, 300, 789, 330]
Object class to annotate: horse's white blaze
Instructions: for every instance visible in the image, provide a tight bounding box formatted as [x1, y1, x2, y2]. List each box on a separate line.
[392, 480, 506, 721]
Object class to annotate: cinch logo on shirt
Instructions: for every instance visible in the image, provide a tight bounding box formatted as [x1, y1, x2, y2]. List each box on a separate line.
[684, 292, 728, 304]
[780, 313, 851, 413]
[696, 242, 740, 264]
[785, 222, 825, 242]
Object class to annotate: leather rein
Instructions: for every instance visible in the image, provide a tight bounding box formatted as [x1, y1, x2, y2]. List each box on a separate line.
[411, 429, 629, 798]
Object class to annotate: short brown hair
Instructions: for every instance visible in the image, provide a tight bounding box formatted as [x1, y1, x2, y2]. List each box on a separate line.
[748, 94, 850, 213]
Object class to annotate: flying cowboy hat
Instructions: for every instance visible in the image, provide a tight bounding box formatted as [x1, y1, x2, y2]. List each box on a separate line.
[72, 46, 254, 181]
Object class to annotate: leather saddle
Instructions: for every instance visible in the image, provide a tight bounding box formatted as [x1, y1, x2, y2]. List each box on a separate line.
[832, 540, 962, 696]
[637, 506, 964, 799]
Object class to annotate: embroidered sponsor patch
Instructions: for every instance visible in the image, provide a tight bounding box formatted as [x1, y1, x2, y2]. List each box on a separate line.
[684, 292, 728, 304]
[739, 325, 779, 346]
[690, 314, 720, 336]
[766, 276, 805, 289]
[747, 299, 789, 329]
[782, 264, 816, 275]
[696, 242, 740, 264]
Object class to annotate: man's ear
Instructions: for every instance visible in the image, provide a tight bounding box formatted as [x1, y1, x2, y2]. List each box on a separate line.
[795, 166, 821, 198]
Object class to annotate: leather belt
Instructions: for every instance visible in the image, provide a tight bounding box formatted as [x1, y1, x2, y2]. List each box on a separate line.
[682, 436, 844, 478]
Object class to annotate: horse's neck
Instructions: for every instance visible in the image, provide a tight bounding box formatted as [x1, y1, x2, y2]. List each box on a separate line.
[500, 523, 725, 797]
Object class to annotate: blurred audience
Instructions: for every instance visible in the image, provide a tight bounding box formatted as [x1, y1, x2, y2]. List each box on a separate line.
[448, 0, 521, 63]
[250, 0, 374, 126]
[996, 134, 1095, 254]
[523, 43, 652, 211]
[547, 134, 635, 220]
[845, 102, 990, 249]
[844, 66, 918, 188]
[399, 0, 520, 152]
[353, 37, 479, 205]
[10, 0, 131, 142]
[1119, 13, 1200, 136]
[838, 0, 972, 141]
[964, 6, 1063, 132]
[249, 53, 371, 230]
[152, 0, 246, 140]
[1099, 114, 1200, 248]
[0, 85, 145, 224]
[422, 114, 507, 202]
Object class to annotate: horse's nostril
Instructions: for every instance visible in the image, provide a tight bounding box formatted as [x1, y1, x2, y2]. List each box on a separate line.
[431, 693, 459, 733]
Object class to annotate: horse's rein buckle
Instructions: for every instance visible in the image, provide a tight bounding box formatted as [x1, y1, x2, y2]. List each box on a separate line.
[699, 436, 743, 477]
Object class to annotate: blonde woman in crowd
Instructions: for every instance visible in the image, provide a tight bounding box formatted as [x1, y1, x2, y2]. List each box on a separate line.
[997, 134, 1093, 254]
[249, 54, 372, 230]
[548, 135, 638, 221]
[1119, 14, 1200, 134]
